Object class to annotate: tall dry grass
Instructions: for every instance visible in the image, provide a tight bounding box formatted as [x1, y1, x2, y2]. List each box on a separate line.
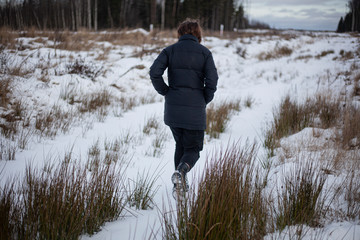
[162, 142, 268, 240]
[0, 77, 12, 107]
[78, 89, 112, 114]
[206, 99, 241, 138]
[143, 115, 160, 135]
[0, 158, 127, 239]
[264, 95, 313, 157]
[257, 46, 293, 61]
[66, 58, 103, 81]
[0, 27, 18, 49]
[0, 27, 174, 55]
[342, 105, 360, 149]
[339, 49, 354, 61]
[35, 104, 74, 138]
[275, 160, 327, 231]
[0, 77, 26, 142]
[315, 50, 335, 59]
[159, 142, 351, 239]
[264, 93, 344, 157]
[344, 169, 360, 219]
[127, 169, 160, 210]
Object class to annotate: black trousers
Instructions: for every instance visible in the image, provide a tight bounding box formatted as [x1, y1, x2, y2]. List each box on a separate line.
[169, 127, 204, 170]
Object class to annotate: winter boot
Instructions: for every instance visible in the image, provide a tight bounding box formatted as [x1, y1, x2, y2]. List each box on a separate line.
[172, 162, 190, 199]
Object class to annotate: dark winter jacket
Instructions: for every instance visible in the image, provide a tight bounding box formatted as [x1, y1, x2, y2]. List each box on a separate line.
[150, 34, 218, 130]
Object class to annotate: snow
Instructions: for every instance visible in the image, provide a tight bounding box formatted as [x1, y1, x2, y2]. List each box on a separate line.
[1, 29, 359, 239]
[265, 222, 360, 240]
[125, 28, 150, 36]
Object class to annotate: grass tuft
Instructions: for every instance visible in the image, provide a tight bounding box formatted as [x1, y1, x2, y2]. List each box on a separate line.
[0, 77, 12, 107]
[67, 58, 103, 81]
[143, 115, 160, 135]
[146, 129, 168, 158]
[0, 180, 20, 239]
[127, 170, 160, 210]
[315, 50, 335, 59]
[342, 105, 360, 149]
[276, 160, 327, 231]
[120, 96, 138, 112]
[244, 95, 255, 108]
[344, 170, 360, 219]
[78, 89, 112, 114]
[339, 49, 354, 60]
[206, 99, 241, 138]
[258, 46, 293, 61]
[0, 140, 17, 160]
[264, 93, 343, 157]
[87, 140, 101, 171]
[104, 137, 128, 165]
[35, 104, 74, 138]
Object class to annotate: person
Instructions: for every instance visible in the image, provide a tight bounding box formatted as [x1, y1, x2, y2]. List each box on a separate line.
[149, 19, 218, 198]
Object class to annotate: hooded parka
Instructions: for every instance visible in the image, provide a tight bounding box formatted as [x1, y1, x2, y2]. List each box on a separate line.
[150, 34, 218, 130]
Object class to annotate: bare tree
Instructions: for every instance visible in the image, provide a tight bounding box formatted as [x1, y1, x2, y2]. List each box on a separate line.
[150, 0, 156, 26]
[87, 0, 91, 29]
[161, 0, 165, 30]
[94, 0, 97, 30]
[75, 0, 82, 30]
[70, 0, 75, 30]
[107, 0, 114, 28]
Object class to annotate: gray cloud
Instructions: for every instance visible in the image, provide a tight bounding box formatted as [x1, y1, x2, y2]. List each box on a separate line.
[298, 8, 331, 17]
[252, 13, 341, 31]
[250, 0, 347, 7]
[247, 0, 346, 30]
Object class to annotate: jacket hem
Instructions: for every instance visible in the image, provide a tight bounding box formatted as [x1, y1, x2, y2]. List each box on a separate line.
[165, 121, 206, 131]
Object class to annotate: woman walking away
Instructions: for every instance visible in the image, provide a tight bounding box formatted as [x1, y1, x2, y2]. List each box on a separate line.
[149, 19, 218, 199]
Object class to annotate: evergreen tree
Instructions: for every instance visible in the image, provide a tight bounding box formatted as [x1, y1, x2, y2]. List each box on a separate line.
[338, 0, 360, 32]
[337, 17, 345, 33]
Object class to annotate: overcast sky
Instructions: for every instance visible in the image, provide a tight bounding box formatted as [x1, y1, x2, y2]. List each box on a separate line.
[244, 0, 348, 31]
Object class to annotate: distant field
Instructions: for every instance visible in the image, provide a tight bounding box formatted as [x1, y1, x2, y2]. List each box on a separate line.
[0, 29, 359, 240]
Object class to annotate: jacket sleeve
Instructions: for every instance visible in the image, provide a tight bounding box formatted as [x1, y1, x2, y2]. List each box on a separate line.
[203, 52, 218, 104]
[149, 49, 169, 96]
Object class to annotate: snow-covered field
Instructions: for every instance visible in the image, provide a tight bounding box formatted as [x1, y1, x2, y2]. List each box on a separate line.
[0, 29, 359, 239]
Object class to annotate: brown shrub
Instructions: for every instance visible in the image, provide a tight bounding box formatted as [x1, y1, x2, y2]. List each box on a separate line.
[78, 89, 111, 114]
[295, 54, 313, 61]
[342, 105, 360, 149]
[344, 170, 360, 219]
[35, 105, 74, 138]
[0, 27, 18, 48]
[264, 94, 342, 157]
[315, 50, 335, 59]
[206, 99, 241, 138]
[258, 46, 293, 61]
[339, 49, 354, 60]
[66, 58, 103, 81]
[313, 94, 341, 128]
[0, 77, 12, 107]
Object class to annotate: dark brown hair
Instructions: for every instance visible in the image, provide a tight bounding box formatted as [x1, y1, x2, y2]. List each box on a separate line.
[177, 18, 202, 43]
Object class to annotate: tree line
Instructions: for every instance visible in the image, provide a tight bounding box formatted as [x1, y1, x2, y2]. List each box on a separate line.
[0, 0, 266, 31]
[337, 0, 360, 32]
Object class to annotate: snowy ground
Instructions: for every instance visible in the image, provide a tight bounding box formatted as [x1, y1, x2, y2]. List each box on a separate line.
[1, 29, 359, 239]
